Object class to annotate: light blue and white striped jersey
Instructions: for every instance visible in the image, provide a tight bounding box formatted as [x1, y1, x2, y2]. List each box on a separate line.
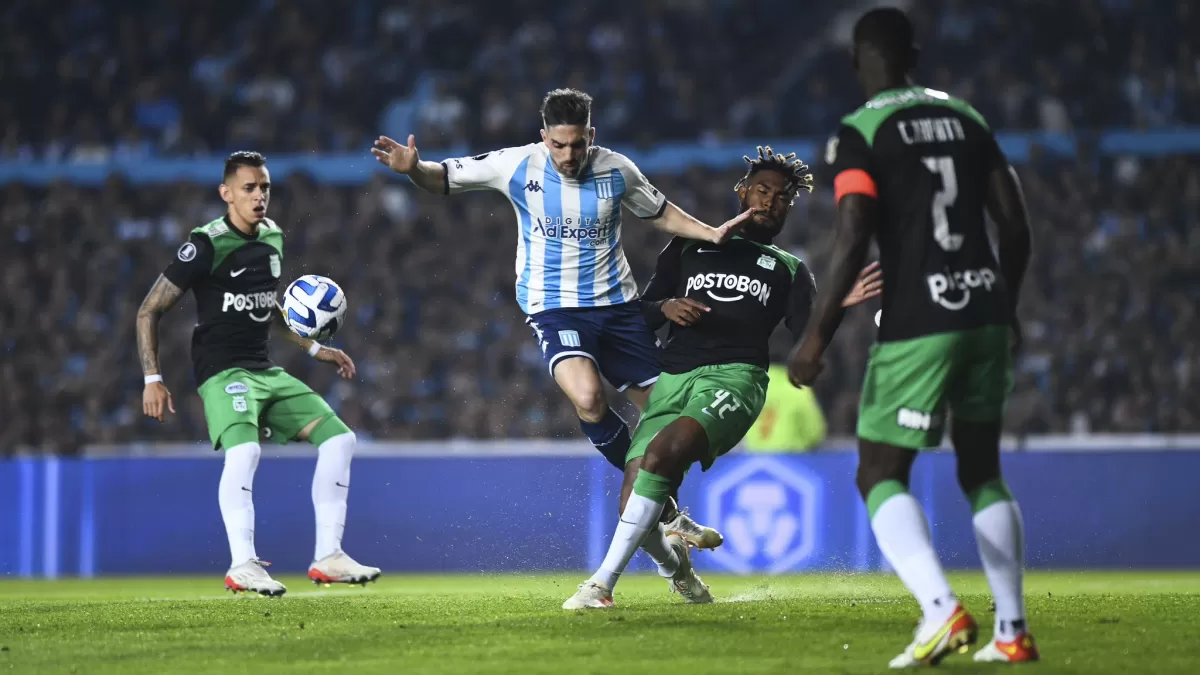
[441, 143, 667, 315]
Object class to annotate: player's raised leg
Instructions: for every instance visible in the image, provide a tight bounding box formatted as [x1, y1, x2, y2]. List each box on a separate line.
[259, 369, 380, 585]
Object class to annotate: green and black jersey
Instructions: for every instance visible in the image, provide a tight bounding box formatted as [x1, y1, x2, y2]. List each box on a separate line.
[640, 236, 815, 374]
[825, 85, 1012, 342]
[161, 216, 284, 386]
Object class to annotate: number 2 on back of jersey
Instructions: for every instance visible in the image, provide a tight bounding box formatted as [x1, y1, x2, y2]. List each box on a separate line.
[922, 156, 962, 252]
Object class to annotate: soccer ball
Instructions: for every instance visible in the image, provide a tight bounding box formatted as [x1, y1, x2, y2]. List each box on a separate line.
[282, 274, 347, 341]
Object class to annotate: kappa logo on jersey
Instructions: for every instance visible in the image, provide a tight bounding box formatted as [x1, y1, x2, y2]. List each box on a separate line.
[897, 407, 941, 431]
[927, 266, 996, 311]
[222, 292, 276, 322]
[525, 180, 542, 193]
[685, 273, 772, 305]
[177, 242, 197, 262]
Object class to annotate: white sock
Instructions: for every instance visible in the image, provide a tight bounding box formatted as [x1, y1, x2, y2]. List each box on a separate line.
[589, 494, 666, 590]
[872, 492, 958, 625]
[639, 523, 680, 578]
[312, 431, 356, 561]
[219, 442, 261, 567]
[974, 500, 1028, 639]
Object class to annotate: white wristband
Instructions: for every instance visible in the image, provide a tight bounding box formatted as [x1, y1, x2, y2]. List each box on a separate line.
[307, 342, 322, 357]
[144, 374, 164, 385]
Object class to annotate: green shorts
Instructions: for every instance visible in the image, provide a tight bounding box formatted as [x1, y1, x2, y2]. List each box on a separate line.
[197, 367, 335, 450]
[857, 325, 1013, 450]
[627, 363, 769, 471]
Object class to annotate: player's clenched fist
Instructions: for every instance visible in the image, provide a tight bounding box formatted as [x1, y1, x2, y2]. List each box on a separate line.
[143, 381, 175, 423]
[371, 135, 420, 174]
[661, 298, 710, 327]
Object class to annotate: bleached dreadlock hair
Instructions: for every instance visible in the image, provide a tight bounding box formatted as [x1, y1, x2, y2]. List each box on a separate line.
[734, 146, 815, 205]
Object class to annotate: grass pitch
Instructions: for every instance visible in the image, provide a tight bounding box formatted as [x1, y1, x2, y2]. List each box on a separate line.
[1, 571, 1198, 674]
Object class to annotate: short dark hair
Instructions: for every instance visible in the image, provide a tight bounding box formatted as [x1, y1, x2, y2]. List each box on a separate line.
[541, 88, 593, 128]
[853, 7, 918, 71]
[734, 146, 814, 205]
[223, 151, 266, 182]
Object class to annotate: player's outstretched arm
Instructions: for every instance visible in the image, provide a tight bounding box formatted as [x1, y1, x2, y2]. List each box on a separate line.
[371, 134, 446, 194]
[986, 164, 1032, 353]
[272, 308, 356, 379]
[648, 202, 757, 244]
[640, 237, 708, 329]
[137, 275, 183, 422]
[787, 194, 877, 387]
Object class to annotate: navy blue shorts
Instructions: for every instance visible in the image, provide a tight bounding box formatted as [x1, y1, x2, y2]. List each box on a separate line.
[525, 302, 662, 392]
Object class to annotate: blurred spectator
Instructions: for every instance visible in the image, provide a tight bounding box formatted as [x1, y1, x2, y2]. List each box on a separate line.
[2, 0, 1198, 159]
[2, 154, 1199, 454]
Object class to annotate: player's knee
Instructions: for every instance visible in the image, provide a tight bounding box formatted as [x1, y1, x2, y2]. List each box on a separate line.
[950, 420, 1002, 495]
[642, 422, 705, 478]
[569, 387, 607, 421]
[855, 441, 916, 500]
[955, 451, 1001, 496]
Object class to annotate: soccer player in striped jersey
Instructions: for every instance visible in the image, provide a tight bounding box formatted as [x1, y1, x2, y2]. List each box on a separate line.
[373, 88, 752, 546]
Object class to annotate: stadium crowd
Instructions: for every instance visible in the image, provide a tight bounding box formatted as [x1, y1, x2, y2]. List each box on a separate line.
[2, 0, 1199, 454]
[2, 152, 1198, 453]
[1, 0, 1199, 161]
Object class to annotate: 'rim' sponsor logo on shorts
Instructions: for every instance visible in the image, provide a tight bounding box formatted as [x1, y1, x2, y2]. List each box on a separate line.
[222, 291, 276, 322]
[685, 273, 772, 305]
[897, 408, 942, 431]
[926, 267, 996, 311]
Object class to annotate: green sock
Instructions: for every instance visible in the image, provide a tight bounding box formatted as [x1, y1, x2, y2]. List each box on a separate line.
[967, 478, 1014, 513]
[632, 469, 672, 503]
[865, 479, 908, 519]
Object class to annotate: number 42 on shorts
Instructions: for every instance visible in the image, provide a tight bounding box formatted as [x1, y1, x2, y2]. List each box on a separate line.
[702, 390, 741, 419]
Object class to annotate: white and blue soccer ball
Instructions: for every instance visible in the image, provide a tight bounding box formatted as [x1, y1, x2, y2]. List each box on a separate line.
[282, 274, 347, 341]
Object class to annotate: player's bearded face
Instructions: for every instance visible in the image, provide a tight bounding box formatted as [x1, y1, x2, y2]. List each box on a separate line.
[739, 171, 792, 238]
[221, 166, 271, 226]
[541, 125, 593, 178]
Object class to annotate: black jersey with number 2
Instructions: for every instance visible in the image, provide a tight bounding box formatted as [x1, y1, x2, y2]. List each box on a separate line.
[161, 216, 285, 386]
[640, 236, 816, 374]
[826, 86, 1012, 342]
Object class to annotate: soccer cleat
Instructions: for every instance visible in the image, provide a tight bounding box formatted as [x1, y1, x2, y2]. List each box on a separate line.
[663, 497, 724, 550]
[974, 633, 1040, 663]
[307, 550, 381, 585]
[666, 534, 713, 604]
[888, 606, 978, 668]
[224, 559, 287, 597]
[562, 581, 614, 610]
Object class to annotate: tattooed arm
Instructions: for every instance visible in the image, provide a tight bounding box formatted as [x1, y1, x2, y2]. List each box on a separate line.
[273, 303, 358, 379]
[138, 275, 184, 422]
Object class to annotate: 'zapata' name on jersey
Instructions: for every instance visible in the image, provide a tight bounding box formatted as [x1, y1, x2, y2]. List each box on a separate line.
[641, 236, 816, 375]
[162, 216, 285, 385]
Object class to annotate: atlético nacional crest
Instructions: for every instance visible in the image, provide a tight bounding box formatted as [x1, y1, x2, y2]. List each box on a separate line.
[269, 254, 281, 278]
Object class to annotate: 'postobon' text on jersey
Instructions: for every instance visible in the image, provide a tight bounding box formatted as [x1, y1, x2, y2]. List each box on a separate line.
[826, 86, 1012, 342]
[641, 236, 816, 374]
[441, 144, 667, 315]
[162, 216, 284, 385]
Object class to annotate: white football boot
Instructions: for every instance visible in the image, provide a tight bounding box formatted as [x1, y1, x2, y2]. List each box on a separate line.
[224, 559, 287, 597]
[562, 581, 614, 610]
[663, 497, 724, 550]
[308, 550, 381, 585]
[665, 534, 713, 604]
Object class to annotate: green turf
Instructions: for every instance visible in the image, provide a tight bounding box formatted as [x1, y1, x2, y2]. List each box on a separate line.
[1, 571, 1198, 674]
